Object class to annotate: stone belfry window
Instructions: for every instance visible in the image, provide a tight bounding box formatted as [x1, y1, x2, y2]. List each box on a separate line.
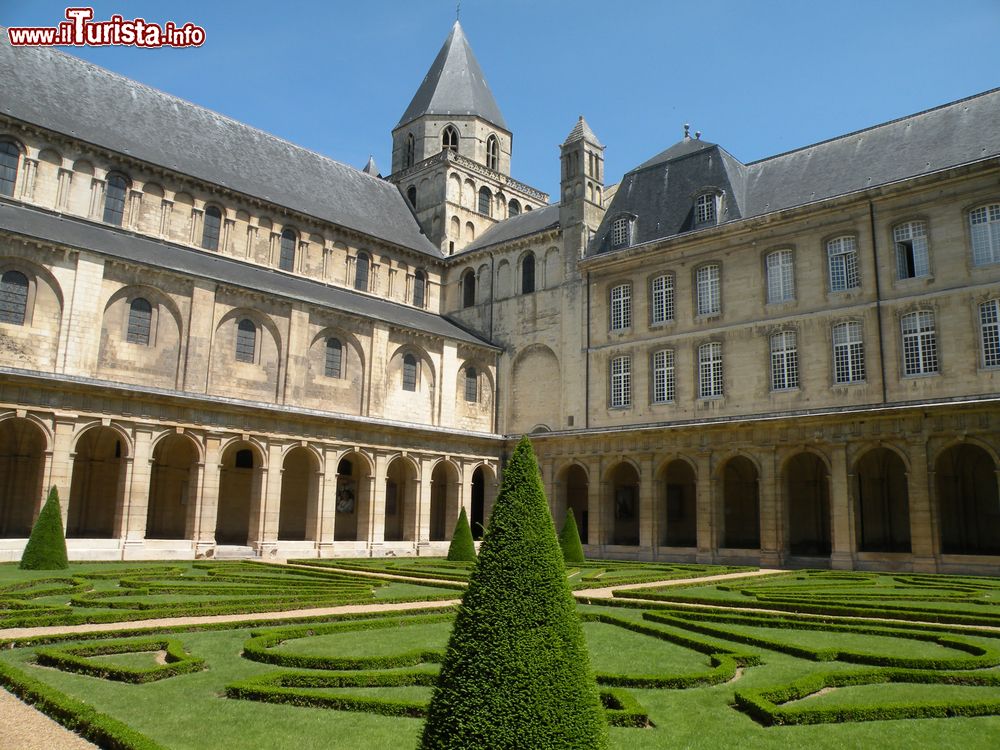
[404, 133, 415, 169]
[442, 126, 459, 153]
[486, 135, 499, 171]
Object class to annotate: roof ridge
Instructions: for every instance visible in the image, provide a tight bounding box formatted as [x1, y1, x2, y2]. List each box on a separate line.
[746, 87, 1000, 166]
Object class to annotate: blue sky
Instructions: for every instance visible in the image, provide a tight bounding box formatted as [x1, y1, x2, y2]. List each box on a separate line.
[4, 1, 999, 199]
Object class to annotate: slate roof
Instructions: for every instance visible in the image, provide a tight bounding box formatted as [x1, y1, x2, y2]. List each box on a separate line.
[0, 201, 496, 349]
[563, 116, 603, 147]
[461, 204, 561, 254]
[592, 88, 1000, 254]
[396, 21, 507, 131]
[0, 41, 442, 258]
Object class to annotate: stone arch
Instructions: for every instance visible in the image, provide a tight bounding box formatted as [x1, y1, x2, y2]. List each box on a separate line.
[0, 256, 64, 370]
[385, 344, 436, 424]
[477, 263, 491, 303]
[447, 173, 461, 204]
[68, 159, 94, 216]
[657, 457, 697, 548]
[138, 182, 164, 234]
[36, 148, 62, 209]
[557, 462, 589, 545]
[215, 440, 265, 546]
[854, 446, 911, 553]
[495, 259, 511, 299]
[783, 451, 831, 556]
[465, 221, 475, 243]
[518, 250, 536, 294]
[306, 327, 365, 415]
[169, 191, 194, 243]
[510, 345, 560, 434]
[544, 246, 561, 288]
[278, 446, 322, 542]
[449, 215, 461, 242]
[67, 425, 128, 538]
[936, 442, 999, 555]
[462, 179, 475, 210]
[429, 459, 461, 542]
[209, 309, 282, 400]
[720, 455, 760, 549]
[605, 460, 640, 546]
[334, 450, 373, 542]
[0, 417, 48, 537]
[146, 432, 200, 539]
[384, 455, 418, 542]
[98, 285, 183, 388]
[469, 463, 496, 540]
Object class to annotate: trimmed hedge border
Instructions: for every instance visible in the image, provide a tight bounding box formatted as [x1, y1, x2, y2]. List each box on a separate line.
[600, 687, 652, 728]
[735, 667, 1000, 726]
[34, 638, 205, 683]
[0, 658, 166, 750]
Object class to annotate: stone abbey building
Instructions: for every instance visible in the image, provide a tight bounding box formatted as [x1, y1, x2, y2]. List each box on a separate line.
[0, 23, 998, 574]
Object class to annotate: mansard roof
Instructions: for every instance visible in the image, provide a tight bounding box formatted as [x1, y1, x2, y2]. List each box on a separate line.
[0, 42, 443, 259]
[0, 201, 495, 349]
[592, 88, 1000, 255]
[396, 21, 507, 131]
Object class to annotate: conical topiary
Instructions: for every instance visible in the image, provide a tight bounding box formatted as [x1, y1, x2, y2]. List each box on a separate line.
[420, 436, 608, 749]
[559, 508, 586, 564]
[19, 486, 69, 570]
[446, 507, 476, 562]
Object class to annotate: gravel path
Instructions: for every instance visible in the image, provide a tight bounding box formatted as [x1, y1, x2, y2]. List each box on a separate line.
[0, 687, 98, 749]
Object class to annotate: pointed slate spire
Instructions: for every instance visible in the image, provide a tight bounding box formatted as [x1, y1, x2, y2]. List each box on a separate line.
[562, 115, 603, 147]
[362, 154, 380, 177]
[397, 21, 507, 130]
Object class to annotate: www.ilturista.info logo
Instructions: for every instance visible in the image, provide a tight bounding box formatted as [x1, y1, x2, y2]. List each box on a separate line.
[7, 7, 206, 48]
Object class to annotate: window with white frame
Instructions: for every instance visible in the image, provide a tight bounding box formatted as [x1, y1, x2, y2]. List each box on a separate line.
[609, 283, 632, 331]
[770, 331, 798, 390]
[901, 310, 938, 376]
[610, 355, 631, 408]
[698, 342, 723, 398]
[696, 264, 720, 316]
[970, 203, 1000, 266]
[894, 221, 929, 279]
[766, 250, 795, 303]
[650, 274, 674, 324]
[652, 349, 675, 404]
[981, 300, 1000, 368]
[695, 193, 717, 226]
[611, 216, 630, 248]
[827, 236, 859, 291]
[832, 322, 865, 384]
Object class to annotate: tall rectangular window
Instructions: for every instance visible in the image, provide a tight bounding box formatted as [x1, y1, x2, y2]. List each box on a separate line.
[611, 217, 630, 248]
[901, 311, 938, 376]
[103, 175, 128, 226]
[698, 342, 723, 398]
[970, 204, 1000, 266]
[610, 283, 632, 331]
[696, 265, 720, 316]
[833, 322, 865, 384]
[981, 300, 1000, 368]
[610, 355, 631, 408]
[770, 331, 798, 390]
[766, 250, 795, 303]
[325, 338, 343, 378]
[695, 193, 717, 226]
[235, 319, 256, 364]
[894, 221, 929, 279]
[464, 367, 478, 402]
[652, 349, 675, 404]
[650, 274, 674, 324]
[827, 236, 859, 291]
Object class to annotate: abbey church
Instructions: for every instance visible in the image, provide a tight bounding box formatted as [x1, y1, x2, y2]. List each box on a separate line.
[0, 22, 998, 574]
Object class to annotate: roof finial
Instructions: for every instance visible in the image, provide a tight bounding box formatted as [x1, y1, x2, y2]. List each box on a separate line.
[683, 123, 690, 140]
[695, 131, 702, 140]
[457, 1, 461, 21]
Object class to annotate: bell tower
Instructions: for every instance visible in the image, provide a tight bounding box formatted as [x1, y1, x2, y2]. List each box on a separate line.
[559, 116, 605, 253]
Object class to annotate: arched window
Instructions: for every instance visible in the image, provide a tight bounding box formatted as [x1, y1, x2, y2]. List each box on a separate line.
[355, 252, 370, 292]
[235, 318, 256, 363]
[202, 206, 222, 251]
[404, 133, 415, 169]
[279, 228, 296, 272]
[0, 270, 29, 325]
[103, 174, 129, 226]
[478, 186, 492, 216]
[325, 338, 343, 378]
[407, 186, 417, 209]
[413, 270, 427, 308]
[442, 126, 458, 153]
[0, 140, 21, 197]
[521, 252, 535, 294]
[465, 366, 478, 402]
[126, 297, 152, 345]
[462, 269, 476, 308]
[508, 199, 521, 217]
[486, 135, 499, 170]
[402, 353, 418, 391]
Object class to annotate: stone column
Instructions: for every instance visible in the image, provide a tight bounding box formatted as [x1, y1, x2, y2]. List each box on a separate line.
[695, 452, 714, 564]
[317, 447, 340, 554]
[417, 456, 435, 552]
[195, 435, 222, 554]
[907, 438, 937, 572]
[254, 442, 282, 556]
[19, 157, 37, 201]
[585, 458, 601, 548]
[758, 450, 780, 567]
[638, 453, 656, 558]
[48, 418, 77, 529]
[122, 427, 153, 551]
[368, 452, 389, 552]
[829, 444, 854, 570]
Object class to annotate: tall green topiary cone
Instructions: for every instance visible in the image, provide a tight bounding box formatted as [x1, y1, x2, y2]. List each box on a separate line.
[19, 486, 69, 570]
[559, 507, 586, 564]
[446, 507, 476, 562]
[421, 436, 608, 749]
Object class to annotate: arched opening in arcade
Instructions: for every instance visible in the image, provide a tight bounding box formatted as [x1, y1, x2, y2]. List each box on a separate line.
[937, 443, 1000, 556]
[334, 454, 371, 541]
[146, 433, 199, 539]
[784, 452, 831, 556]
[721, 456, 760, 549]
[278, 446, 321, 542]
[854, 447, 911, 553]
[607, 462, 640, 546]
[560, 463, 589, 545]
[384, 457, 417, 542]
[0, 418, 46, 538]
[215, 442, 263, 546]
[67, 426, 126, 538]
[470, 466, 486, 540]
[659, 459, 696, 548]
[429, 461, 460, 542]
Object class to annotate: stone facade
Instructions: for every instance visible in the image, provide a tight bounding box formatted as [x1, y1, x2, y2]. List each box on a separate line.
[0, 24, 998, 572]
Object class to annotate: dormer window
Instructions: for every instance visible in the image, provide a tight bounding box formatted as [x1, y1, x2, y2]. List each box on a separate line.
[442, 126, 459, 153]
[611, 216, 631, 248]
[695, 192, 718, 227]
[486, 135, 499, 171]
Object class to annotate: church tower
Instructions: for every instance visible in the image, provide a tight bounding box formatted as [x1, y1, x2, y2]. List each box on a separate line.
[559, 116, 605, 254]
[390, 21, 547, 255]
